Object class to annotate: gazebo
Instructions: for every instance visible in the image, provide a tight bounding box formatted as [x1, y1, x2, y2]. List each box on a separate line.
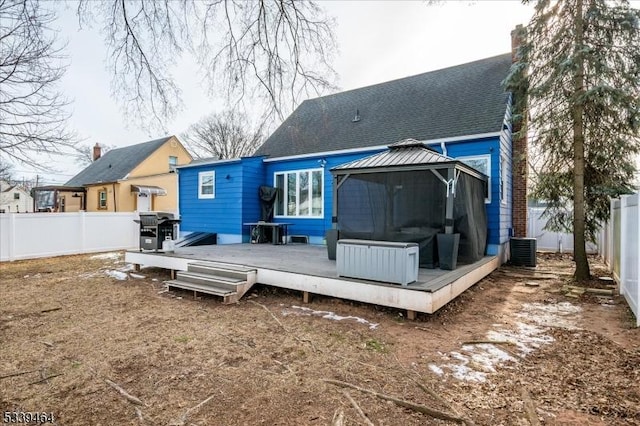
[330, 139, 488, 269]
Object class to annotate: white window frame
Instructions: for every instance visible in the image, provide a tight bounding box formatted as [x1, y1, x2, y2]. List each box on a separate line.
[274, 168, 324, 218]
[198, 171, 215, 199]
[169, 155, 178, 172]
[457, 154, 491, 204]
[98, 190, 108, 209]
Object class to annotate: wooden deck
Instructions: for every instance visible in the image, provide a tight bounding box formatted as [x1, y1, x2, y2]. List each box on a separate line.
[125, 243, 499, 314]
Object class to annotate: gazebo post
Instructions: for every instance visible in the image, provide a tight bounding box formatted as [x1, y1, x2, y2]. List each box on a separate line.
[332, 175, 339, 230]
[326, 174, 343, 260]
[444, 166, 455, 234]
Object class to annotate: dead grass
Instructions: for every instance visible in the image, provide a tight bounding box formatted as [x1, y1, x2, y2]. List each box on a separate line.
[0, 252, 638, 425]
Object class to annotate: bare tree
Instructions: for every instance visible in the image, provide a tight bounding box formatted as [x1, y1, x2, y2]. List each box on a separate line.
[77, 0, 337, 129]
[0, 157, 14, 182]
[0, 0, 75, 168]
[182, 110, 264, 160]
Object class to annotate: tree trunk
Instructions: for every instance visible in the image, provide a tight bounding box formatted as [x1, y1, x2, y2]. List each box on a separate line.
[572, 0, 591, 281]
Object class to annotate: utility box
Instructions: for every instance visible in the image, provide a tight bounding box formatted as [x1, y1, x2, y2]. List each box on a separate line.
[337, 239, 419, 286]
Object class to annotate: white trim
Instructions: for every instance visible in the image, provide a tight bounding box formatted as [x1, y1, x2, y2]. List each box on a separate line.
[274, 168, 324, 218]
[262, 132, 501, 163]
[177, 158, 242, 169]
[456, 154, 492, 204]
[175, 172, 181, 235]
[500, 153, 508, 205]
[198, 171, 215, 199]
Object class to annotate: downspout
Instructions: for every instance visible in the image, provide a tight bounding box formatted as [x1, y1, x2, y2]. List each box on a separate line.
[440, 141, 448, 157]
[112, 183, 117, 212]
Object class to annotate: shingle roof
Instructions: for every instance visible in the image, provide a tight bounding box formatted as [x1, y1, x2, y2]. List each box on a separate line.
[66, 137, 172, 186]
[255, 54, 512, 158]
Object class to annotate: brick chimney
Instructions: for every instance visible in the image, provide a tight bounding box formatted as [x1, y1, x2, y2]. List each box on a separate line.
[511, 24, 528, 238]
[93, 143, 102, 161]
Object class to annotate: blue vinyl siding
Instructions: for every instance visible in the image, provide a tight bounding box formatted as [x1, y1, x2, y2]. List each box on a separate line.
[240, 157, 266, 241]
[179, 161, 244, 235]
[439, 136, 504, 248]
[178, 110, 513, 253]
[264, 149, 384, 242]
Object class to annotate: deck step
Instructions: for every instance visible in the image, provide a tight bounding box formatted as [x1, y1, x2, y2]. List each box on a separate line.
[187, 262, 256, 280]
[175, 271, 243, 291]
[166, 279, 238, 298]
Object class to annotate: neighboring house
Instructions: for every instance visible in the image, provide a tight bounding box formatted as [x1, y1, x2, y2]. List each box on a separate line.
[32, 185, 85, 212]
[55, 136, 192, 213]
[0, 180, 33, 213]
[177, 52, 526, 262]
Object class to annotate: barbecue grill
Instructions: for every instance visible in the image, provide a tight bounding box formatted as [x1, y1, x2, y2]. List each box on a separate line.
[134, 212, 181, 251]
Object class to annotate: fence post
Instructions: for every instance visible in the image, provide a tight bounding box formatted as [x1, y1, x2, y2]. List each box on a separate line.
[80, 211, 86, 253]
[620, 196, 628, 296]
[608, 198, 614, 271]
[8, 212, 16, 261]
[635, 194, 640, 327]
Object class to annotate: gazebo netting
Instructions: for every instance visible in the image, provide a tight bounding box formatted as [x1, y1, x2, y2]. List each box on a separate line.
[332, 140, 488, 268]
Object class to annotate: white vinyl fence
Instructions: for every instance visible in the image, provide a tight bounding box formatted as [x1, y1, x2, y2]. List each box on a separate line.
[602, 194, 640, 327]
[0, 212, 139, 261]
[527, 207, 598, 254]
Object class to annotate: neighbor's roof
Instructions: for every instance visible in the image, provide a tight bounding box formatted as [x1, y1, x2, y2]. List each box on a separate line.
[66, 137, 172, 186]
[255, 53, 512, 158]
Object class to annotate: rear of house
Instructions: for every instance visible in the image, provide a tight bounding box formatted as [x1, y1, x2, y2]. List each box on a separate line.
[178, 53, 521, 263]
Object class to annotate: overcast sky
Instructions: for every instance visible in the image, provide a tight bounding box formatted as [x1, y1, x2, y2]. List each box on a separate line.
[15, 0, 539, 185]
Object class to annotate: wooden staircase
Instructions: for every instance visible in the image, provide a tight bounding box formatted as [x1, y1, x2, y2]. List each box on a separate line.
[165, 261, 257, 304]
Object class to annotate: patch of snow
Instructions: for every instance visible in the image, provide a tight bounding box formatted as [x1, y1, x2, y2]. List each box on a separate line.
[487, 322, 555, 355]
[79, 271, 99, 279]
[448, 364, 488, 382]
[90, 252, 122, 260]
[114, 263, 135, 272]
[428, 364, 444, 376]
[517, 302, 582, 330]
[130, 273, 146, 279]
[435, 345, 516, 383]
[428, 301, 581, 383]
[105, 270, 128, 280]
[282, 305, 379, 330]
[466, 344, 516, 371]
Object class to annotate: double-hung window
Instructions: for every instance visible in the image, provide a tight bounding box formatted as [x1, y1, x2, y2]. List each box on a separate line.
[198, 171, 215, 199]
[274, 169, 323, 218]
[457, 154, 491, 203]
[98, 190, 108, 209]
[169, 156, 178, 171]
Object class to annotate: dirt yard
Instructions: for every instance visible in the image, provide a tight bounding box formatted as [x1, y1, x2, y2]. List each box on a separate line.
[1, 252, 638, 425]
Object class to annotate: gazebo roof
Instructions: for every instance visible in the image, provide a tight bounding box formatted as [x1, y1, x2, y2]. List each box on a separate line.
[331, 139, 485, 180]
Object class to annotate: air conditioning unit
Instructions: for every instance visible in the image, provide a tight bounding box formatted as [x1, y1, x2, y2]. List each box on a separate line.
[510, 237, 537, 267]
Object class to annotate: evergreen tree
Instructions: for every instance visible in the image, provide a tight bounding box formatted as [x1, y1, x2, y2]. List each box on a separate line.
[507, 0, 640, 280]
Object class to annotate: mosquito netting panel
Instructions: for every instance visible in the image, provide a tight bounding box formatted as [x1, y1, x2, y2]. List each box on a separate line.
[336, 168, 486, 267]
